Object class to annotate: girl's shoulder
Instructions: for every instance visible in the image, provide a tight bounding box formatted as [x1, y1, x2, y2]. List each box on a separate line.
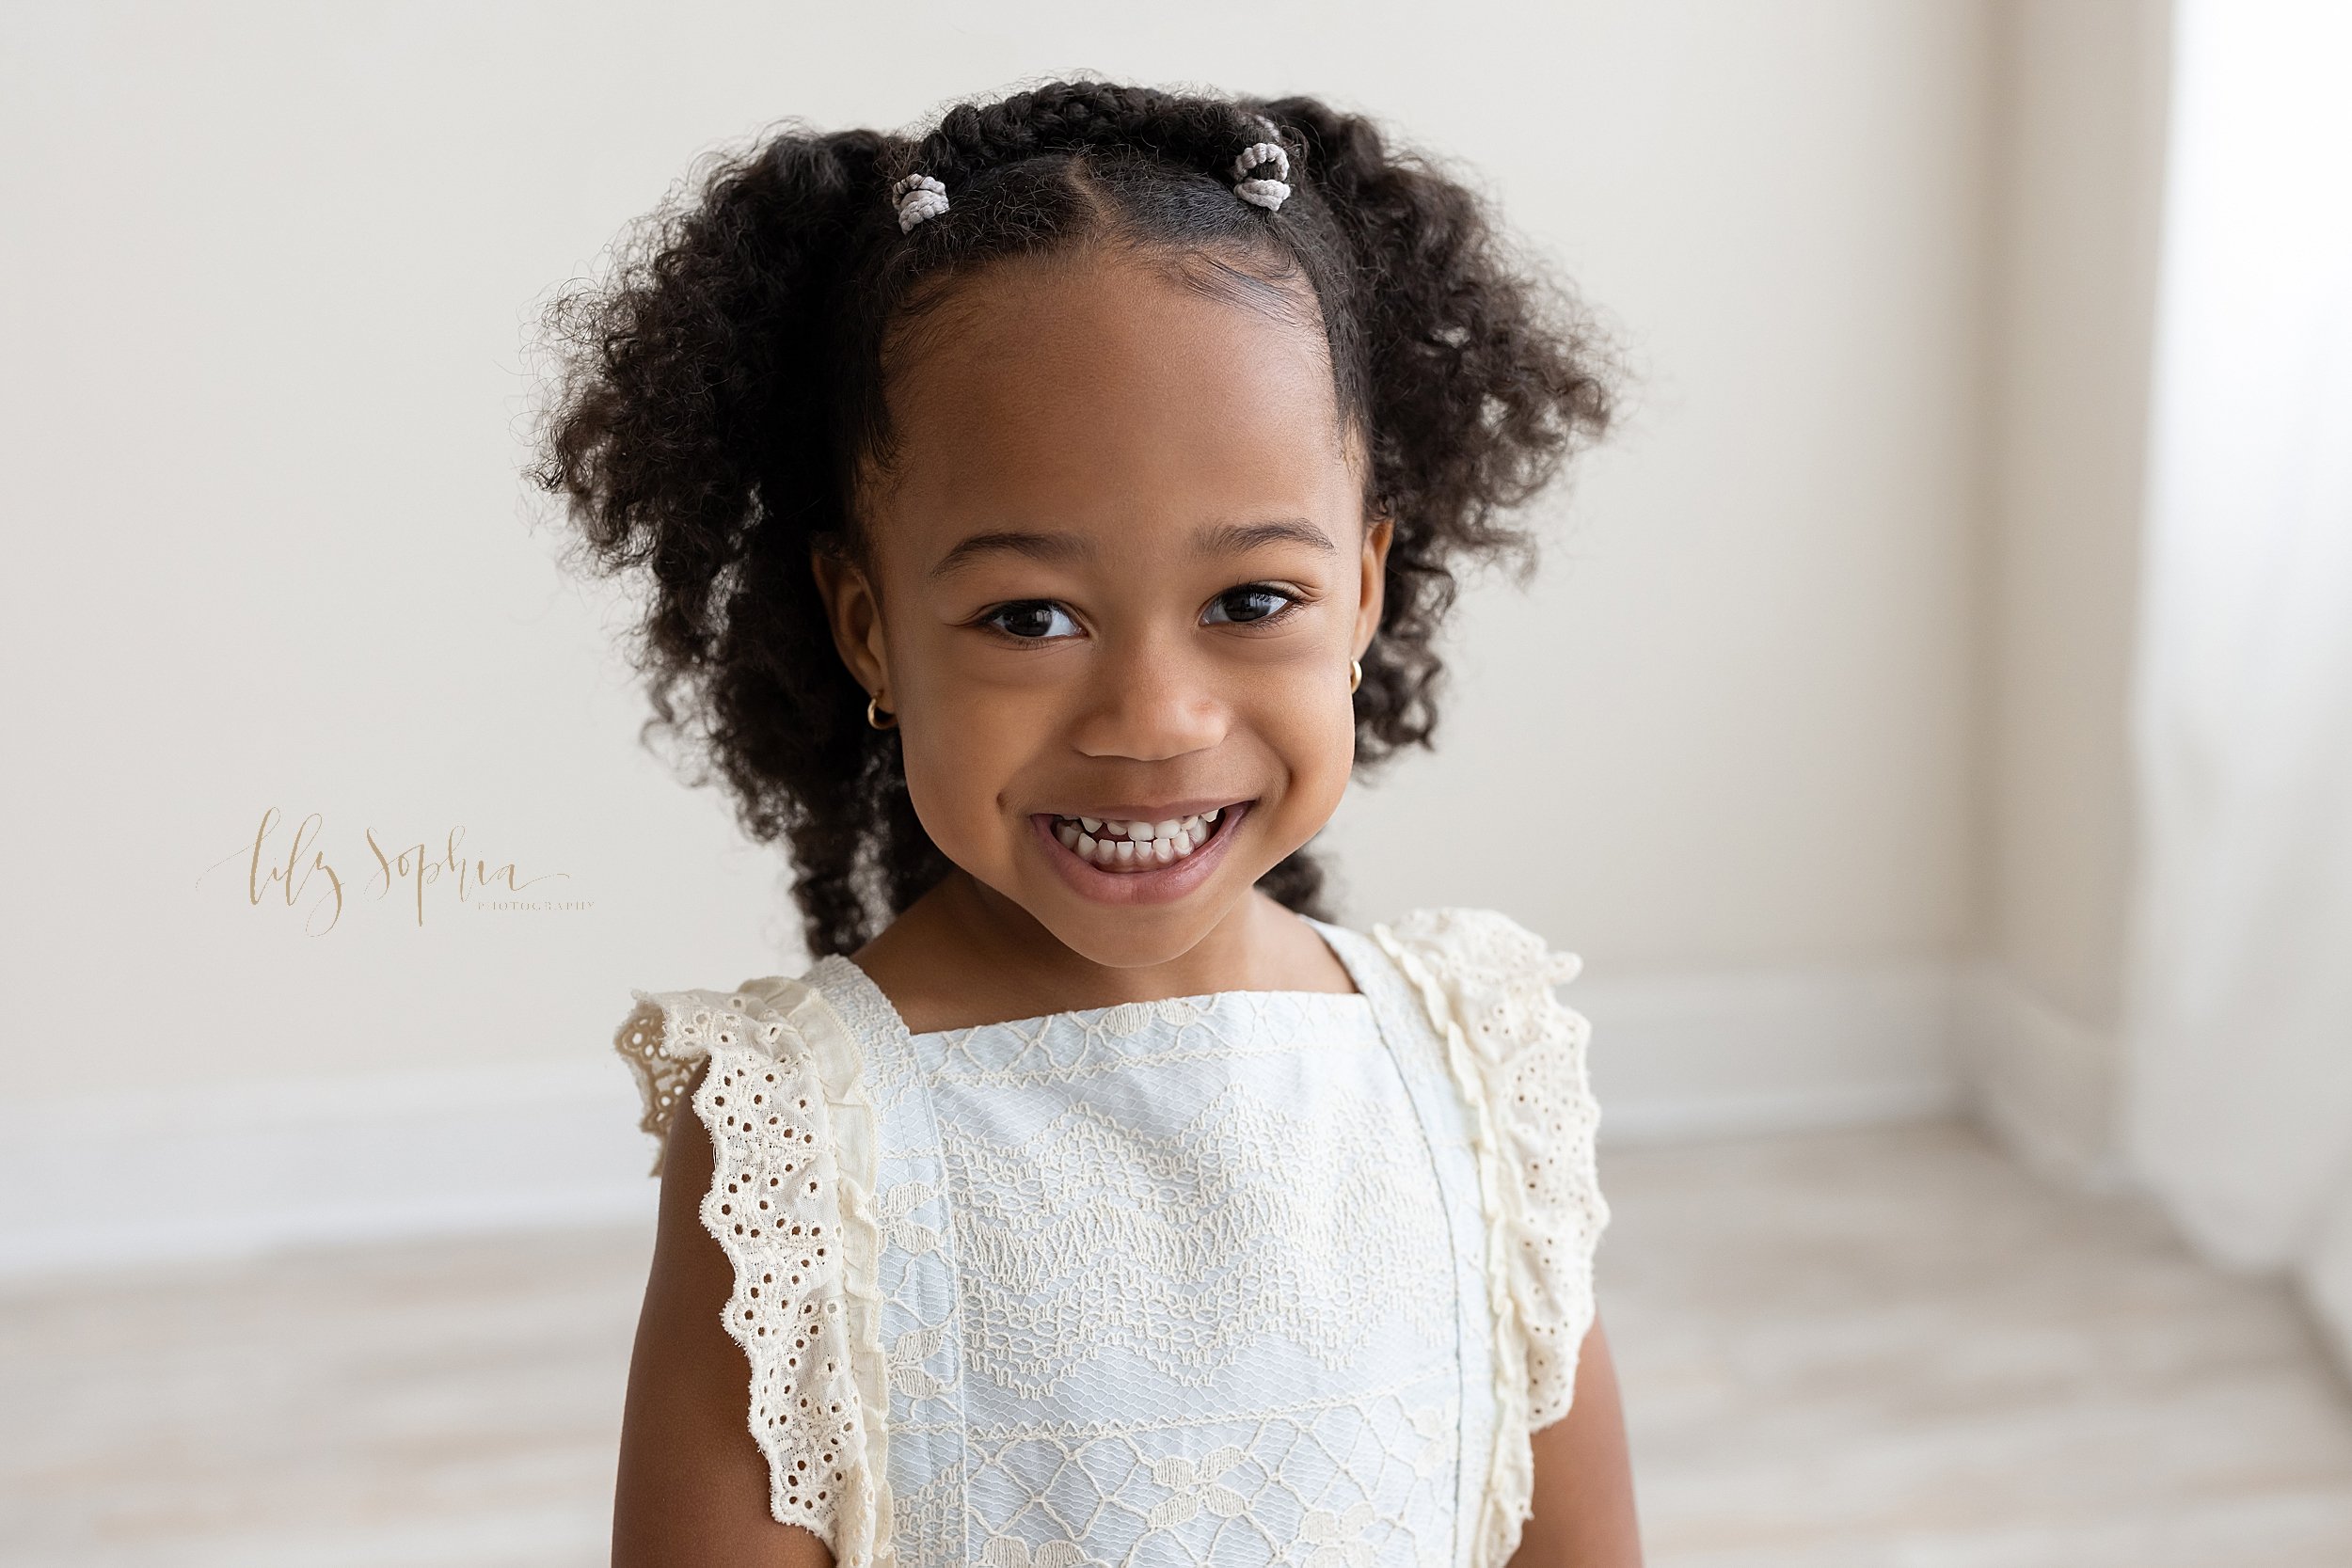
[612, 970, 849, 1177]
[1360, 904, 1584, 987]
[1356, 905, 1590, 1058]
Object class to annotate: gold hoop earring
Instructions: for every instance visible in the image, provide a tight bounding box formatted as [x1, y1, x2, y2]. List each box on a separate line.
[866, 692, 897, 730]
[1348, 657, 1362, 693]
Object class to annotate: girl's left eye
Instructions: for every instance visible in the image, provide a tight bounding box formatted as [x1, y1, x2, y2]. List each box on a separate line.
[1202, 586, 1299, 626]
[982, 601, 1082, 641]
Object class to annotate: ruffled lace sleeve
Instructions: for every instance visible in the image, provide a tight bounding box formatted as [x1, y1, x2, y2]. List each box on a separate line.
[614, 980, 895, 1567]
[1371, 908, 1609, 1562]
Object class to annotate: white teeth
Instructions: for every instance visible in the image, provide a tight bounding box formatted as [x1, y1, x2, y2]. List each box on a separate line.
[1056, 808, 1231, 869]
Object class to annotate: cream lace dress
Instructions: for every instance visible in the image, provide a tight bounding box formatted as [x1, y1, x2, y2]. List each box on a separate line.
[615, 907, 1607, 1568]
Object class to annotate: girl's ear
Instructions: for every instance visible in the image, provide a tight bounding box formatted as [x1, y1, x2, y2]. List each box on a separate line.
[809, 548, 891, 705]
[1354, 515, 1394, 659]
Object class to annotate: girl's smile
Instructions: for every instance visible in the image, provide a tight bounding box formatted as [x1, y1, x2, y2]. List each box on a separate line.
[1033, 800, 1248, 903]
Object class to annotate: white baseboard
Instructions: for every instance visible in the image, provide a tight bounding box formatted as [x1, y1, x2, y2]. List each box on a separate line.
[1, 962, 1972, 1280]
[1580, 961, 1962, 1144]
[1950, 965, 2124, 1190]
[0, 1059, 659, 1280]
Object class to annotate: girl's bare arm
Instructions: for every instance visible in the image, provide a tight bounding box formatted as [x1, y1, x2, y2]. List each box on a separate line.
[612, 1066, 834, 1568]
[1509, 1315, 1644, 1567]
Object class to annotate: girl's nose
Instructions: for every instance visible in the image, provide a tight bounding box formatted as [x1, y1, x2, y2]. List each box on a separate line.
[1068, 634, 1228, 763]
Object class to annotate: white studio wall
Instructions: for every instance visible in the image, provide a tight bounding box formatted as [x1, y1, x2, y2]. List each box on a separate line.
[2, 0, 2006, 1272]
[1964, 0, 2172, 1186]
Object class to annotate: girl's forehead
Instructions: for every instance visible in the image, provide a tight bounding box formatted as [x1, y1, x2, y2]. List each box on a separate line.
[870, 252, 1361, 555]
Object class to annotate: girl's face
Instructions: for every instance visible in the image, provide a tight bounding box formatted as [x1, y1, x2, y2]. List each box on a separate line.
[818, 249, 1389, 971]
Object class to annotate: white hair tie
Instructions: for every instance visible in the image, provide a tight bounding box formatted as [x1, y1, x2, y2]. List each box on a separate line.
[1232, 140, 1291, 212]
[891, 173, 949, 233]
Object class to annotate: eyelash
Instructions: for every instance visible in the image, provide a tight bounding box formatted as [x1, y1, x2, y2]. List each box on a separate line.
[978, 583, 1307, 642]
[1204, 583, 1306, 628]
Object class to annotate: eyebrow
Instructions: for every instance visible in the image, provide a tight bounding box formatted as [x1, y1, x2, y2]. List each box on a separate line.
[928, 529, 1089, 579]
[928, 518, 1338, 579]
[1195, 518, 1339, 558]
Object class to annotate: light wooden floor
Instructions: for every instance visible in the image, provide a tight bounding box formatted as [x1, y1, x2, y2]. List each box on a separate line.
[6, 1120, 2351, 1566]
[1599, 1123, 2352, 1566]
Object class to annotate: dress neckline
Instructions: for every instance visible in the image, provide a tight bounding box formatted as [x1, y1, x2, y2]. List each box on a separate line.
[812, 914, 1379, 1043]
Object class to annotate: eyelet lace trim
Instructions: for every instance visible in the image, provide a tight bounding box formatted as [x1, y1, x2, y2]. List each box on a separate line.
[1371, 908, 1608, 1568]
[616, 980, 898, 1567]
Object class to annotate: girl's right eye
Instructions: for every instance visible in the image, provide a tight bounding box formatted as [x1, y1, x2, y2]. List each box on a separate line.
[981, 601, 1082, 641]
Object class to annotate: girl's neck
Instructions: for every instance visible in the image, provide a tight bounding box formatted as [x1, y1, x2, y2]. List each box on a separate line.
[847, 870, 1355, 1036]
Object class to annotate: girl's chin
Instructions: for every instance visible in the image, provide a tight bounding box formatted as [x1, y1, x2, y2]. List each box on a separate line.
[1027, 800, 1252, 908]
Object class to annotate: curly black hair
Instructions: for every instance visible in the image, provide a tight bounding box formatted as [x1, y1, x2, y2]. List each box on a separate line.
[532, 80, 1616, 958]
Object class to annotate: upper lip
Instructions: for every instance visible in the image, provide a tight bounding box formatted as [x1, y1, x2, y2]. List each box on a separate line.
[1039, 799, 1247, 821]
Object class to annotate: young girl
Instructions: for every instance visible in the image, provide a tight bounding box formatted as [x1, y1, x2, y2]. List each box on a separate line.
[538, 80, 1635, 1568]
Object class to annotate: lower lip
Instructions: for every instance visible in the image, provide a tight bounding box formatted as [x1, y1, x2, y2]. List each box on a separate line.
[1030, 804, 1249, 906]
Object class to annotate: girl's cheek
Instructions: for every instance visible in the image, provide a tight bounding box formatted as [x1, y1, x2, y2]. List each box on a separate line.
[1271, 680, 1359, 814]
[897, 676, 1041, 863]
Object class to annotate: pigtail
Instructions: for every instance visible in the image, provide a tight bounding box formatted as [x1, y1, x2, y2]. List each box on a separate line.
[534, 127, 946, 957]
[1255, 96, 1617, 760]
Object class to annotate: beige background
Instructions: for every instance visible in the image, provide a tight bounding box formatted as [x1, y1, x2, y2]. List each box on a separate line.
[0, 1, 2166, 1256]
[22, 13, 2352, 1563]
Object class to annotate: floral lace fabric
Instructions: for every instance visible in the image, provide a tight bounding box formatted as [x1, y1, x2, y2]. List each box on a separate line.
[613, 980, 895, 1560]
[617, 907, 1605, 1568]
[1370, 910, 1610, 1566]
